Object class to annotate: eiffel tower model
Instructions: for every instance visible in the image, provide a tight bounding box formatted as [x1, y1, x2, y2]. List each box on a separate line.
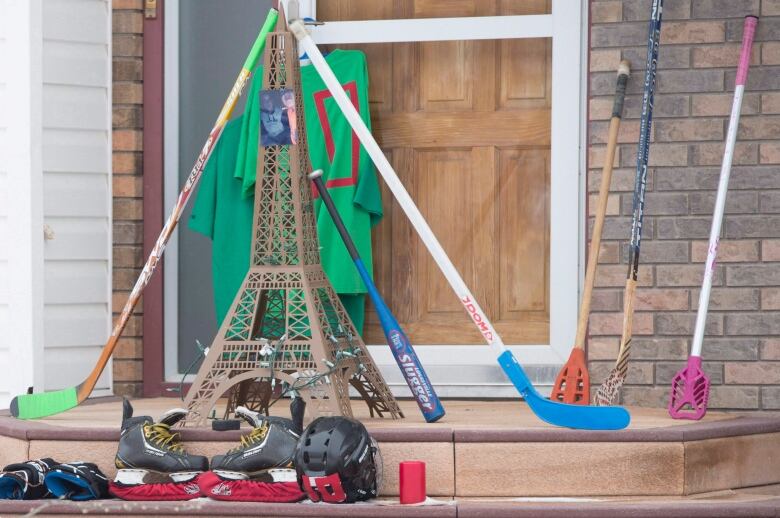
[182, 25, 402, 427]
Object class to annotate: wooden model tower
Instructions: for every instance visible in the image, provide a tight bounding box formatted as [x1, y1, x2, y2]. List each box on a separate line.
[182, 26, 402, 426]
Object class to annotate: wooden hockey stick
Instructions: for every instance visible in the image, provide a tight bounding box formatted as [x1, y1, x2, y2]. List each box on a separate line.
[10, 9, 279, 419]
[594, 0, 662, 406]
[550, 61, 630, 404]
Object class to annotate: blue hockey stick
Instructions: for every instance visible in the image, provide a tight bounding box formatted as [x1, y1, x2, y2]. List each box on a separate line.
[310, 170, 445, 423]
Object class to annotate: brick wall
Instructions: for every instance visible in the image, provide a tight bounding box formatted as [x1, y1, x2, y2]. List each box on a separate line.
[588, 0, 780, 410]
[112, 0, 144, 397]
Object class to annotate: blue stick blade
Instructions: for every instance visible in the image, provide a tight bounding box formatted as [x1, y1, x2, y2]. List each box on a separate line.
[498, 351, 630, 430]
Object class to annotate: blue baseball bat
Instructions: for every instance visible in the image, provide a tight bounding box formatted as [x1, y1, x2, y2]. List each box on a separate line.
[309, 170, 445, 423]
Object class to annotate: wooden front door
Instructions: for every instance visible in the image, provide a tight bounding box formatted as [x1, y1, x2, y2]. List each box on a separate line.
[319, 1, 552, 348]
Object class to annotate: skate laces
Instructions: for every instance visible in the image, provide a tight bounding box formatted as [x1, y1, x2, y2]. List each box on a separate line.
[233, 423, 269, 452]
[143, 423, 184, 453]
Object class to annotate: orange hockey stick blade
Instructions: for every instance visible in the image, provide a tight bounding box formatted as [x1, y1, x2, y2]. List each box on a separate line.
[550, 348, 590, 405]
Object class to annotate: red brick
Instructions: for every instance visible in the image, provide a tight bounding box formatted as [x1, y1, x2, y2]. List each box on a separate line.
[113, 34, 143, 57]
[738, 116, 780, 140]
[763, 93, 780, 114]
[588, 311, 653, 336]
[113, 152, 142, 174]
[588, 97, 614, 121]
[113, 0, 143, 9]
[654, 118, 723, 142]
[114, 314, 143, 336]
[634, 289, 689, 311]
[661, 21, 725, 44]
[113, 222, 143, 245]
[762, 288, 780, 310]
[587, 337, 619, 360]
[761, 339, 780, 360]
[588, 143, 620, 169]
[692, 44, 760, 68]
[591, 1, 622, 23]
[692, 93, 759, 116]
[113, 58, 143, 82]
[113, 175, 143, 197]
[764, 0, 780, 16]
[113, 83, 143, 105]
[760, 143, 780, 164]
[692, 240, 760, 262]
[588, 167, 637, 193]
[595, 265, 653, 287]
[113, 268, 141, 290]
[115, 338, 143, 360]
[113, 360, 143, 382]
[588, 193, 620, 217]
[589, 49, 621, 72]
[763, 240, 780, 261]
[114, 198, 143, 220]
[112, 290, 143, 313]
[113, 11, 143, 34]
[725, 362, 780, 385]
[763, 42, 780, 65]
[596, 242, 621, 264]
[113, 130, 143, 152]
[114, 245, 143, 268]
[690, 142, 758, 166]
[590, 289, 621, 312]
[589, 119, 641, 145]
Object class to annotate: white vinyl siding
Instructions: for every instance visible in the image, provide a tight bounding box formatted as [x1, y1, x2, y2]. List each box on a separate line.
[40, 0, 112, 392]
[0, 0, 8, 404]
[0, 0, 111, 408]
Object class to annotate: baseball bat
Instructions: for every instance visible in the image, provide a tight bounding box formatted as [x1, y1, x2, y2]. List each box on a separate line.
[309, 170, 445, 423]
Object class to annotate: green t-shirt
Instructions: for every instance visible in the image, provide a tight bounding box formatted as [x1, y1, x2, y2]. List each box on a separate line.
[189, 50, 381, 333]
[235, 50, 382, 294]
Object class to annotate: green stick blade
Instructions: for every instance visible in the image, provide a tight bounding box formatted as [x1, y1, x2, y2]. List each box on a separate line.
[10, 387, 79, 419]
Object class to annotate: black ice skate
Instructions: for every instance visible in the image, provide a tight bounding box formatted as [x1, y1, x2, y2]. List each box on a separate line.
[210, 406, 299, 482]
[114, 399, 208, 485]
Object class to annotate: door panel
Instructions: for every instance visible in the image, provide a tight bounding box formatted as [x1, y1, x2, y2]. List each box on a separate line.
[319, 1, 552, 347]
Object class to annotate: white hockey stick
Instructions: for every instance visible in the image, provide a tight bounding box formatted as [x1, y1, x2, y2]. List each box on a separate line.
[291, 20, 629, 430]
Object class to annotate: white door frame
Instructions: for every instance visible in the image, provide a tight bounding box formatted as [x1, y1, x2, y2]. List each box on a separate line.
[164, 2, 587, 397]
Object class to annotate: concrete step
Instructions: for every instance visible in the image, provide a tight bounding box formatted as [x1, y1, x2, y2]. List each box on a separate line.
[2, 398, 780, 498]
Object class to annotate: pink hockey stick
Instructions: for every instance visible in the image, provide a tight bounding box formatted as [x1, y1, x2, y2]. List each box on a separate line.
[668, 15, 758, 420]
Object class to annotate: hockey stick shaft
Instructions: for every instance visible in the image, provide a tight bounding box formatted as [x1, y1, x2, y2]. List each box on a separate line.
[690, 15, 757, 358]
[10, 9, 279, 419]
[574, 61, 630, 349]
[614, 0, 663, 374]
[310, 171, 445, 422]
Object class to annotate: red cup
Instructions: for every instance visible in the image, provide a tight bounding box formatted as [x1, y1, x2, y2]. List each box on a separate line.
[399, 461, 426, 504]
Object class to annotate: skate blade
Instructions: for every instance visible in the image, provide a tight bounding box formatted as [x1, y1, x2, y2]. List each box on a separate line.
[212, 468, 296, 483]
[114, 469, 202, 485]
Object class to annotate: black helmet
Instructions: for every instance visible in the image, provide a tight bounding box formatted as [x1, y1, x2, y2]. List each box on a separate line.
[294, 416, 381, 503]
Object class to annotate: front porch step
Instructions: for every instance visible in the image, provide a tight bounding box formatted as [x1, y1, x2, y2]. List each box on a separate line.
[2, 398, 780, 499]
[3, 489, 780, 517]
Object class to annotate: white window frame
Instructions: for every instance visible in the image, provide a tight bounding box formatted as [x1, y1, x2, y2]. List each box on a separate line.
[164, 1, 586, 396]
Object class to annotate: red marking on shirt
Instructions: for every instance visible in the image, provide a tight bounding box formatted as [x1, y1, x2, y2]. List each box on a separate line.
[312, 81, 360, 199]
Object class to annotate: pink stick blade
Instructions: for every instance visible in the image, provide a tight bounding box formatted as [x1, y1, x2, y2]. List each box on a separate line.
[736, 16, 758, 86]
[668, 356, 710, 420]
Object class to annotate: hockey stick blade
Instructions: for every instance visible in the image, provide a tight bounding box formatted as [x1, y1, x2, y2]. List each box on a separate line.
[499, 351, 629, 430]
[10, 387, 78, 419]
